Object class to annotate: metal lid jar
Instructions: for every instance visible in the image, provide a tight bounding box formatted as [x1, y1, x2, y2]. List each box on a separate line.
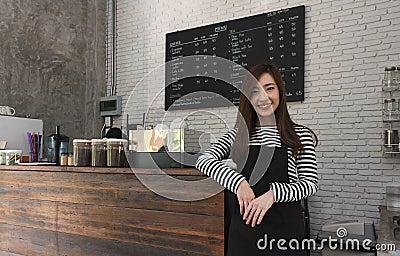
[73, 139, 92, 166]
[91, 139, 107, 167]
[384, 98, 398, 121]
[383, 66, 398, 91]
[106, 139, 128, 167]
[384, 98, 396, 111]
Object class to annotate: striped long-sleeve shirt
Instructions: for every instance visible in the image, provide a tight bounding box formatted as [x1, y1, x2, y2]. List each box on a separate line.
[195, 126, 318, 203]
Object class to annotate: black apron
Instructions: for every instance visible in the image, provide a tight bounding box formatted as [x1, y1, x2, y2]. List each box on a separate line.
[226, 145, 306, 256]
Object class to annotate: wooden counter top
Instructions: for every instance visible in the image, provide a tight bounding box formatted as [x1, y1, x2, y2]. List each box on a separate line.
[0, 165, 224, 256]
[0, 164, 205, 175]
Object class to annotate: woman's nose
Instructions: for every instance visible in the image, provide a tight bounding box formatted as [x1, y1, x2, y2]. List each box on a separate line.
[258, 89, 269, 101]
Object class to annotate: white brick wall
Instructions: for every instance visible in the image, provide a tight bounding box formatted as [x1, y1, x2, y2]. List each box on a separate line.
[107, 0, 400, 238]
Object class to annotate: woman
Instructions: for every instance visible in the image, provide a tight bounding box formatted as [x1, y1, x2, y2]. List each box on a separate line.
[195, 62, 318, 255]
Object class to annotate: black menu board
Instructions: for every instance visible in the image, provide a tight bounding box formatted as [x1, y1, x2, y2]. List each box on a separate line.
[165, 5, 305, 110]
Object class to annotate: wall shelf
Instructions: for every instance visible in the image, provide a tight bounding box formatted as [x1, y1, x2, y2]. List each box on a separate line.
[384, 151, 400, 155]
[383, 119, 400, 123]
[382, 76, 400, 157]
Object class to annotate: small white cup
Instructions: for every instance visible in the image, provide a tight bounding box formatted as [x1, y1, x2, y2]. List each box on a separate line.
[0, 141, 6, 149]
[0, 106, 15, 116]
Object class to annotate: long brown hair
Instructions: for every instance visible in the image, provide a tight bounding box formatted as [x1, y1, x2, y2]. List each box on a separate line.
[231, 62, 317, 161]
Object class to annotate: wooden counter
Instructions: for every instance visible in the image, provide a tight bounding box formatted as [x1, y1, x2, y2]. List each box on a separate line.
[0, 165, 224, 256]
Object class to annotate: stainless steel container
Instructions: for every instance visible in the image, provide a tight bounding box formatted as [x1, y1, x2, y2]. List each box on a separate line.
[47, 126, 69, 165]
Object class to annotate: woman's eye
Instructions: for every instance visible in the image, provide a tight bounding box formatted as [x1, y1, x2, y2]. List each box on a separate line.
[251, 89, 259, 94]
[265, 87, 274, 91]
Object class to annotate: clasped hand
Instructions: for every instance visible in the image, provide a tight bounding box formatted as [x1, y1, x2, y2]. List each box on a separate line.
[236, 179, 274, 227]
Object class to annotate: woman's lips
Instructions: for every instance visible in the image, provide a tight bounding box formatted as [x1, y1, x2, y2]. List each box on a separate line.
[257, 103, 272, 110]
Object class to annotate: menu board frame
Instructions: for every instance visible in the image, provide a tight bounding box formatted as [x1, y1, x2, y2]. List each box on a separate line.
[165, 5, 305, 110]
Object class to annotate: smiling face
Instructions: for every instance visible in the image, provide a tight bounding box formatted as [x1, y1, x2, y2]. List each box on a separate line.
[249, 72, 280, 125]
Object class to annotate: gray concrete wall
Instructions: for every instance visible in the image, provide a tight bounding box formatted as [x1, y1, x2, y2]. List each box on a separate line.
[0, 0, 106, 147]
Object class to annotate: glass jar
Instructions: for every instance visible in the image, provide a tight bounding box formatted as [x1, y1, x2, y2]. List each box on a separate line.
[397, 66, 400, 89]
[384, 129, 399, 151]
[383, 66, 397, 91]
[60, 153, 68, 166]
[384, 98, 398, 121]
[68, 153, 74, 166]
[398, 98, 400, 112]
[384, 98, 396, 111]
[91, 139, 107, 167]
[107, 139, 128, 167]
[73, 139, 92, 166]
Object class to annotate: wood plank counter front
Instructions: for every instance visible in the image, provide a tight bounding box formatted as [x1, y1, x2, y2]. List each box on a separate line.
[0, 165, 224, 256]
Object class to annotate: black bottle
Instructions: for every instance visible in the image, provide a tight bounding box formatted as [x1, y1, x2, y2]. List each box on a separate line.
[47, 126, 69, 165]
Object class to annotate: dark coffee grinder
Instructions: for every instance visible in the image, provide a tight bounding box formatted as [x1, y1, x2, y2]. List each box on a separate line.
[47, 126, 69, 165]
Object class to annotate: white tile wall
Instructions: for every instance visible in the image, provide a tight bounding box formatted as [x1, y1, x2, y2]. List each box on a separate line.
[107, 0, 400, 237]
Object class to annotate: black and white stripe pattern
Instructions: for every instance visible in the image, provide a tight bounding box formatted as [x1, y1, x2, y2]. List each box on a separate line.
[195, 126, 318, 203]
